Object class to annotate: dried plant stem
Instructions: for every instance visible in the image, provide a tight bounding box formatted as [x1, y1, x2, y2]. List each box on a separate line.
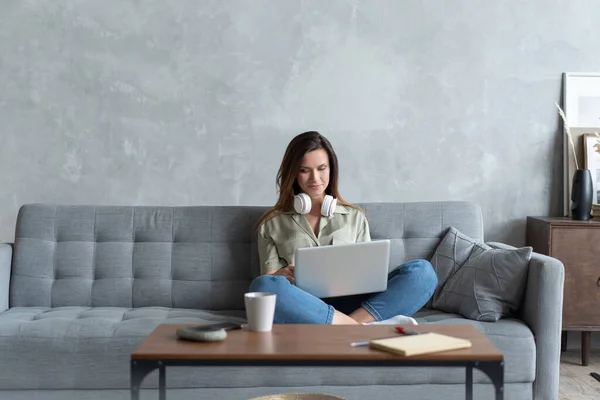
[555, 102, 579, 170]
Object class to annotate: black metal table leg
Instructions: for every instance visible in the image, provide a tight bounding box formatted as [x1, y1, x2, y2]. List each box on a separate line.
[465, 364, 473, 400]
[131, 360, 159, 400]
[130, 358, 503, 399]
[159, 361, 166, 400]
[475, 360, 504, 400]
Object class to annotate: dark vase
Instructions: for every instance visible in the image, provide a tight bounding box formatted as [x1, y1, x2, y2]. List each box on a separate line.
[571, 169, 593, 221]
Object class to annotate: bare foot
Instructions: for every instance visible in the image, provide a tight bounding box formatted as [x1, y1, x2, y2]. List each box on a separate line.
[332, 310, 359, 324]
[348, 307, 376, 324]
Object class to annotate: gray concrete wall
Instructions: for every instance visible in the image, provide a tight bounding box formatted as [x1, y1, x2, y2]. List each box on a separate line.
[1, 0, 599, 244]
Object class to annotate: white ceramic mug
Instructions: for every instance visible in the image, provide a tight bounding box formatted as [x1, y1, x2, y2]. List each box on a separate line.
[244, 292, 276, 332]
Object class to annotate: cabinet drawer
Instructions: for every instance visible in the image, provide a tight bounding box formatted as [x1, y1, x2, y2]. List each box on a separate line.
[552, 227, 600, 328]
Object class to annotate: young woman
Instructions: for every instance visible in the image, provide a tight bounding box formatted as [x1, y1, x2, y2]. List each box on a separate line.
[249, 131, 437, 324]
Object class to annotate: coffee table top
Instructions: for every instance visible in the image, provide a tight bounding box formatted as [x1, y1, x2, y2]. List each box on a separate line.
[131, 324, 503, 362]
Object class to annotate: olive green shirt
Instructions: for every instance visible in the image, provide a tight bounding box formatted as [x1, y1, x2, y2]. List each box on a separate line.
[257, 205, 371, 274]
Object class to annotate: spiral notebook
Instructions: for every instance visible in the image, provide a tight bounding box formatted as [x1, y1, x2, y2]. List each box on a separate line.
[369, 332, 472, 357]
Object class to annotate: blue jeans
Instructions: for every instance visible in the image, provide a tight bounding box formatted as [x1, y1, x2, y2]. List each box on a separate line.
[248, 259, 438, 324]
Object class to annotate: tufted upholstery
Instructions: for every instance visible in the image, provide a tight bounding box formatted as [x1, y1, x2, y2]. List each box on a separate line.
[9, 202, 483, 311]
[10, 205, 268, 310]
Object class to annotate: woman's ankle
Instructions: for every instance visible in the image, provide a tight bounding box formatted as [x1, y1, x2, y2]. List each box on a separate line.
[331, 310, 359, 325]
[348, 307, 376, 324]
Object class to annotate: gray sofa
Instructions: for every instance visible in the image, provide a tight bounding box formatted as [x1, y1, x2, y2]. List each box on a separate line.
[0, 201, 564, 400]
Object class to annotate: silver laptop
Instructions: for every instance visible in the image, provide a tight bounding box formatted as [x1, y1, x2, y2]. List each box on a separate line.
[294, 240, 391, 298]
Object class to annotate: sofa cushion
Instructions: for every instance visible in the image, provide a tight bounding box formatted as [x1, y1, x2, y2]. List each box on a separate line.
[0, 306, 534, 390]
[10, 205, 265, 311]
[415, 308, 536, 383]
[0, 306, 246, 390]
[430, 227, 532, 322]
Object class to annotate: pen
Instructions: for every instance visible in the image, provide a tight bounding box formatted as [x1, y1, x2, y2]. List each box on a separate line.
[395, 327, 424, 335]
[350, 335, 398, 347]
[351, 328, 425, 347]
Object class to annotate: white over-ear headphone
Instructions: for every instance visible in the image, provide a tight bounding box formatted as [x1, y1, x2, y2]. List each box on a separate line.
[294, 193, 337, 217]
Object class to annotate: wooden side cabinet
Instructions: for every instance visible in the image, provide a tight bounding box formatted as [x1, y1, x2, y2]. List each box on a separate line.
[526, 216, 600, 366]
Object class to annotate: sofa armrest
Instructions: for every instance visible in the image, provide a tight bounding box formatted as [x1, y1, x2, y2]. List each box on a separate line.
[0, 243, 13, 313]
[487, 241, 564, 400]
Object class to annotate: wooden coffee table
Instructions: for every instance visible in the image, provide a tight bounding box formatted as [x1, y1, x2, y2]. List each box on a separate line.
[130, 324, 504, 400]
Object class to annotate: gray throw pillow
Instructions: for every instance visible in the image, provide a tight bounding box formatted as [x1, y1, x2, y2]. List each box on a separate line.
[426, 227, 481, 308]
[430, 227, 532, 322]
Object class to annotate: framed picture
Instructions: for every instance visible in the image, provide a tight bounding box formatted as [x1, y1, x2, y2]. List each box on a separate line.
[563, 73, 600, 127]
[562, 72, 600, 215]
[583, 133, 600, 205]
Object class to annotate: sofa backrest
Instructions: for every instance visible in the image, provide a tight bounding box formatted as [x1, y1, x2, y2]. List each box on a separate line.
[9, 201, 483, 311]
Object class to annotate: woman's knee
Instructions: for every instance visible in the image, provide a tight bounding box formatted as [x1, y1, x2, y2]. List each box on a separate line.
[417, 259, 438, 292]
[405, 259, 438, 291]
[248, 274, 289, 294]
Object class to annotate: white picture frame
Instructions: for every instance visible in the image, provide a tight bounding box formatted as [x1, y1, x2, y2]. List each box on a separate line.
[563, 73, 600, 127]
[584, 133, 600, 205]
[562, 72, 600, 215]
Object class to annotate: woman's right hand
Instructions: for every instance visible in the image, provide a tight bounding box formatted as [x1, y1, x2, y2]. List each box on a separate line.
[268, 264, 295, 284]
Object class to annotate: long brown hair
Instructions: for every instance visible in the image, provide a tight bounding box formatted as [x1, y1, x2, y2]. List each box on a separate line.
[255, 131, 362, 229]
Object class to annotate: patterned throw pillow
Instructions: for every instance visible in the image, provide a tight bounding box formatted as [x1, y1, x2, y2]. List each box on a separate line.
[429, 227, 532, 322]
